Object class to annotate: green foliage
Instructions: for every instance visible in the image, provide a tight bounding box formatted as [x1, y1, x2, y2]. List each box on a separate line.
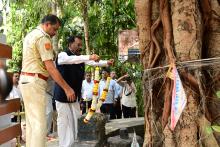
[110, 60, 144, 116]
[7, 0, 51, 71]
[206, 126, 213, 134]
[212, 125, 220, 133]
[216, 91, 220, 98]
[7, 0, 136, 70]
[88, 0, 136, 57]
[205, 125, 220, 135]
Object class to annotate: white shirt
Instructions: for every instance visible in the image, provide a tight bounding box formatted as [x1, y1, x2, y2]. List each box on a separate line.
[81, 80, 94, 101]
[58, 52, 108, 66]
[6, 85, 22, 100]
[120, 82, 137, 107]
[98, 79, 118, 104]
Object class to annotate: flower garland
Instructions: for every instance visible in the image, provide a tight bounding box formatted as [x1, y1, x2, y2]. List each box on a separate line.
[96, 77, 111, 110]
[84, 67, 112, 123]
[84, 67, 100, 123]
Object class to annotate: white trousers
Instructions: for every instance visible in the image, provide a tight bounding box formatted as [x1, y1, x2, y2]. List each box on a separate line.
[19, 75, 47, 147]
[56, 101, 81, 147]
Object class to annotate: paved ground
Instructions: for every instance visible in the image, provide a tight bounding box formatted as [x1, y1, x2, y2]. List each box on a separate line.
[19, 117, 144, 147]
[47, 117, 144, 147]
[47, 140, 59, 147]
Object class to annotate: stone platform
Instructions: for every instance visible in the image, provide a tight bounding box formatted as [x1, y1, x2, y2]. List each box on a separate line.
[106, 117, 144, 138]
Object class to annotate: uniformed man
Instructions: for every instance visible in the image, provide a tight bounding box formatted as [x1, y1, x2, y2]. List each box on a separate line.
[19, 14, 75, 147]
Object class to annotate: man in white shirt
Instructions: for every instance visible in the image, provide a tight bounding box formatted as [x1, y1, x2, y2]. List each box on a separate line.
[81, 71, 94, 114]
[7, 72, 22, 101]
[7, 72, 23, 122]
[53, 36, 114, 147]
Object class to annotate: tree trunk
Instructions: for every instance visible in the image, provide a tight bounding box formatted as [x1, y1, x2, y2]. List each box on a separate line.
[135, 0, 151, 69]
[205, 0, 220, 144]
[51, 1, 59, 54]
[170, 0, 202, 146]
[136, 0, 220, 146]
[81, 0, 90, 55]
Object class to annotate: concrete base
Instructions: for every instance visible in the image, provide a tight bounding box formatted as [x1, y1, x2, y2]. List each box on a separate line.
[105, 117, 144, 138]
[108, 133, 143, 147]
[74, 140, 99, 147]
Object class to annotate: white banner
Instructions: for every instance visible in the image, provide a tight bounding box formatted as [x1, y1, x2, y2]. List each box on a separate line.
[170, 66, 187, 130]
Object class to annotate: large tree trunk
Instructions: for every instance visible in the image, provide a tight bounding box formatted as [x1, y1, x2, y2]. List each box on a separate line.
[136, 0, 220, 146]
[135, 1, 154, 146]
[205, 0, 220, 144]
[169, 0, 202, 146]
[135, 0, 151, 69]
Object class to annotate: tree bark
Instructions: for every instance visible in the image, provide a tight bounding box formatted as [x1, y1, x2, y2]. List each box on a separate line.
[136, 0, 220, 146]
[51, 1, 59, 54]
[81, 0, 90, 55]
[135, 1, 153, 146]
[170, 0, 202, 146]
[135, 0, 151, 69]
[205, 0, 220, 144]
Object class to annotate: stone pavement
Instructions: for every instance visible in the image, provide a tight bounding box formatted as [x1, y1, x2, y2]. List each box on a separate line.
[46, 117, 144, 147]
[47, 139, 59, 147]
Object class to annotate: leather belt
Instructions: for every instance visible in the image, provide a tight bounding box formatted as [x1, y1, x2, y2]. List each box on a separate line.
[21, 72, 48, 81]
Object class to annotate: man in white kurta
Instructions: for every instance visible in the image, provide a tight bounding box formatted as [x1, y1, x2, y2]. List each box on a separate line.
[53, 36, 114, 147]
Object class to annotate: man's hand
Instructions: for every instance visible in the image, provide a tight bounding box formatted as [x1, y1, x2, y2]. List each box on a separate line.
[64, 87, 76, 102]
[89, 54, 100, 62]
[107, 59, 114, 66]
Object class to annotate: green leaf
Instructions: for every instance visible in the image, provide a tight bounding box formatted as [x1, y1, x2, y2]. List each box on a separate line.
[216, 91, 220, 98]
[206, 126, 213, 134]
[211, 125, 220, 133]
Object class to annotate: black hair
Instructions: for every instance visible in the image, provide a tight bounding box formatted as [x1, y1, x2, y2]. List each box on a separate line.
[102, 67, 111, 74]
[41, 14, 61, 25]
[67, 36, 82, 46]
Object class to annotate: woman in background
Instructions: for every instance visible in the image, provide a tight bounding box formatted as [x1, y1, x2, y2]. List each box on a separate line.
[117, 74, 137, 118]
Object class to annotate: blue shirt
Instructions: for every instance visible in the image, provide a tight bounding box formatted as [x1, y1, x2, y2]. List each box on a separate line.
[98, 79, 118, 104]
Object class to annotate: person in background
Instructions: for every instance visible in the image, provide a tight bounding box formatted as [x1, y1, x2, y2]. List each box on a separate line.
[99, 68, 118, 119]
[81, 71, 94, 114]
[110, 71, 122, 119]
[19, 14, 75, 147]
[7, 72, 22, 100]
[53, 35, 114, 147]
[46, 77, 54, 136]
[7, 72, 22, 122]
[117, 74, 137, 118]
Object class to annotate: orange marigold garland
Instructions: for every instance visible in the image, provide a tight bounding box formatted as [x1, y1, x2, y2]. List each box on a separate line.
[96, 77, 111, 110]
[84, 67, 100, 123]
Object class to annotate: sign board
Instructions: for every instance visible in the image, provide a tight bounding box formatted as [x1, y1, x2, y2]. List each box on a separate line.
[118, 30, 139, 62]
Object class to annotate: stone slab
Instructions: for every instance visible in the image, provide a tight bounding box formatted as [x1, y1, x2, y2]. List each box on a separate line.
[105, 117, 144, 138]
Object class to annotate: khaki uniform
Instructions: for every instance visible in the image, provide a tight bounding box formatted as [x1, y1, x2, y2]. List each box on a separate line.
[19, 26, 54, 147]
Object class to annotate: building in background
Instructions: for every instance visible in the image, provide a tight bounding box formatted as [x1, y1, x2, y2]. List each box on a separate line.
[118, 30, 139, 62]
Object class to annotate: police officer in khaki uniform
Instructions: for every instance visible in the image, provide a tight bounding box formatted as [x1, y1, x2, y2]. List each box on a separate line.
[19, 14, 75, 147]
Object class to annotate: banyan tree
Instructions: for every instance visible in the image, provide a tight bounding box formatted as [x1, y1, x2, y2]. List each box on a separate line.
[135, 0, 220, 146]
